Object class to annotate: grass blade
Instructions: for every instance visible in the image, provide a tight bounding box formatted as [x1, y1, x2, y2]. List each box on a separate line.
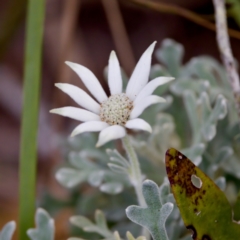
[19, 0, 46, 239]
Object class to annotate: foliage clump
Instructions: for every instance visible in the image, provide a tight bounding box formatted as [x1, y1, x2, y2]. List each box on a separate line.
[2, 39, 240, 240]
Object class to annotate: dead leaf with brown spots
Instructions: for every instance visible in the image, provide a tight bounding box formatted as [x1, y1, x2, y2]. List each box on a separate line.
[165, 148, 240, 240]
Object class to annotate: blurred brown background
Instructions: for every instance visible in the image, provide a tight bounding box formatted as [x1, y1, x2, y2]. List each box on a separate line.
[0, 0, 240, 239]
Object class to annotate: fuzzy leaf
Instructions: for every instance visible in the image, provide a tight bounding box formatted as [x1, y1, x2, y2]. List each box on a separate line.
[210, 94, 227, 121]
[126, 180, 173, 240]
[95, 210, 109, 231]
[183, 90, 227, 144]
[113, 231, 121, 240]
[126, 231, 146, 240]
[159, 181, 170, 205]
[100, 182, 123, 195]
[183, 90, 200, 143]
[78, 149, 108, 163]
[199, 92, 211, 123]
[165, 148, 240, 239]
[67, 133, 97, 150]
[200, 94, 227, 142]
[214, 177, 226, 191]
[111, 231, 147, 240]
[55, 168, 89, 188]
[106, 149, 130, 168]
[215, 146, 233, 165]
[183, 57, 222, 87]
[70, 210, 112, 238]
[170, 79, 209, 97]
[150, 64, 170, 79]
[0, 221, 16, 240]
[223, 155, 240, 179]
[27, 208, 55, 240]
[156, 39, 184, 77]
[149, 67, 173, 96]
[88, 170, 105, 187]
[69, 151, 97, 169]
[108, 163, 129, 174]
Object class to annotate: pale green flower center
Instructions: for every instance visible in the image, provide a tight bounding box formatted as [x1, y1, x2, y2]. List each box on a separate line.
[100, 93, 133, 126]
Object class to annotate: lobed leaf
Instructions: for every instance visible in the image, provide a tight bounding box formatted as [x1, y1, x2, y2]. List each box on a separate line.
[70, 210, 113, 238]
[106, 149, 130, 168]
[126, 180, 173, 240]
[107, 163, 129, 175]
[27, 208, 55, 240]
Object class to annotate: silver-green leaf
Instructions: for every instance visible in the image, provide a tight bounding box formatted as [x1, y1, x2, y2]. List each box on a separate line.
[27, 208, 55, 240]
[55, 168, 89, 188]
[0, 221, 16, 240]
[70, 210, 113, 238]
[126, 180, 173, 240]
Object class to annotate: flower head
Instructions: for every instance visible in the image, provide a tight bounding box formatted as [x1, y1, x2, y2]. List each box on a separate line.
[50, 42, 174, 147]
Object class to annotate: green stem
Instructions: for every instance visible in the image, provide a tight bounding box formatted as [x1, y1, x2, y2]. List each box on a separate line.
[122, 135, 151, 239]
[19, 0, 45, 239]
[122, 134, 146, 207]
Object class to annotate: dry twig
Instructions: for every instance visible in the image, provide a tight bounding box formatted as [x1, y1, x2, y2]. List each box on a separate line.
[52, 0, 81, 123]
[102, 0, 135, 75]
[125, 0, 240, 40]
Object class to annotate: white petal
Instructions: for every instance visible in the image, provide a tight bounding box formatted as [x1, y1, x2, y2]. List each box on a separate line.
[96, 125, 126, 147]
[130, 95, 166, 119]
[126, 42, 156, 100]
[125, 118, 152, 133]
[55, 83, 100, 114]
[134, 77, 174, 104]
[50, 107, 100, 122]
[71, 121, 109, 137]
[65, 61, 108, 103]
[108, 51, 122, 95]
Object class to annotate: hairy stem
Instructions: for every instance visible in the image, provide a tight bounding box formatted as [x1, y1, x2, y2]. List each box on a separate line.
[213, 0, 240, 120]
[122, 135, 146, 207]
[122, 135, 150, 238]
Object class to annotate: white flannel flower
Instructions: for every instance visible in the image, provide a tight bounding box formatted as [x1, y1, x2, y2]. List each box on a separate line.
[50, 42, 174, 147]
